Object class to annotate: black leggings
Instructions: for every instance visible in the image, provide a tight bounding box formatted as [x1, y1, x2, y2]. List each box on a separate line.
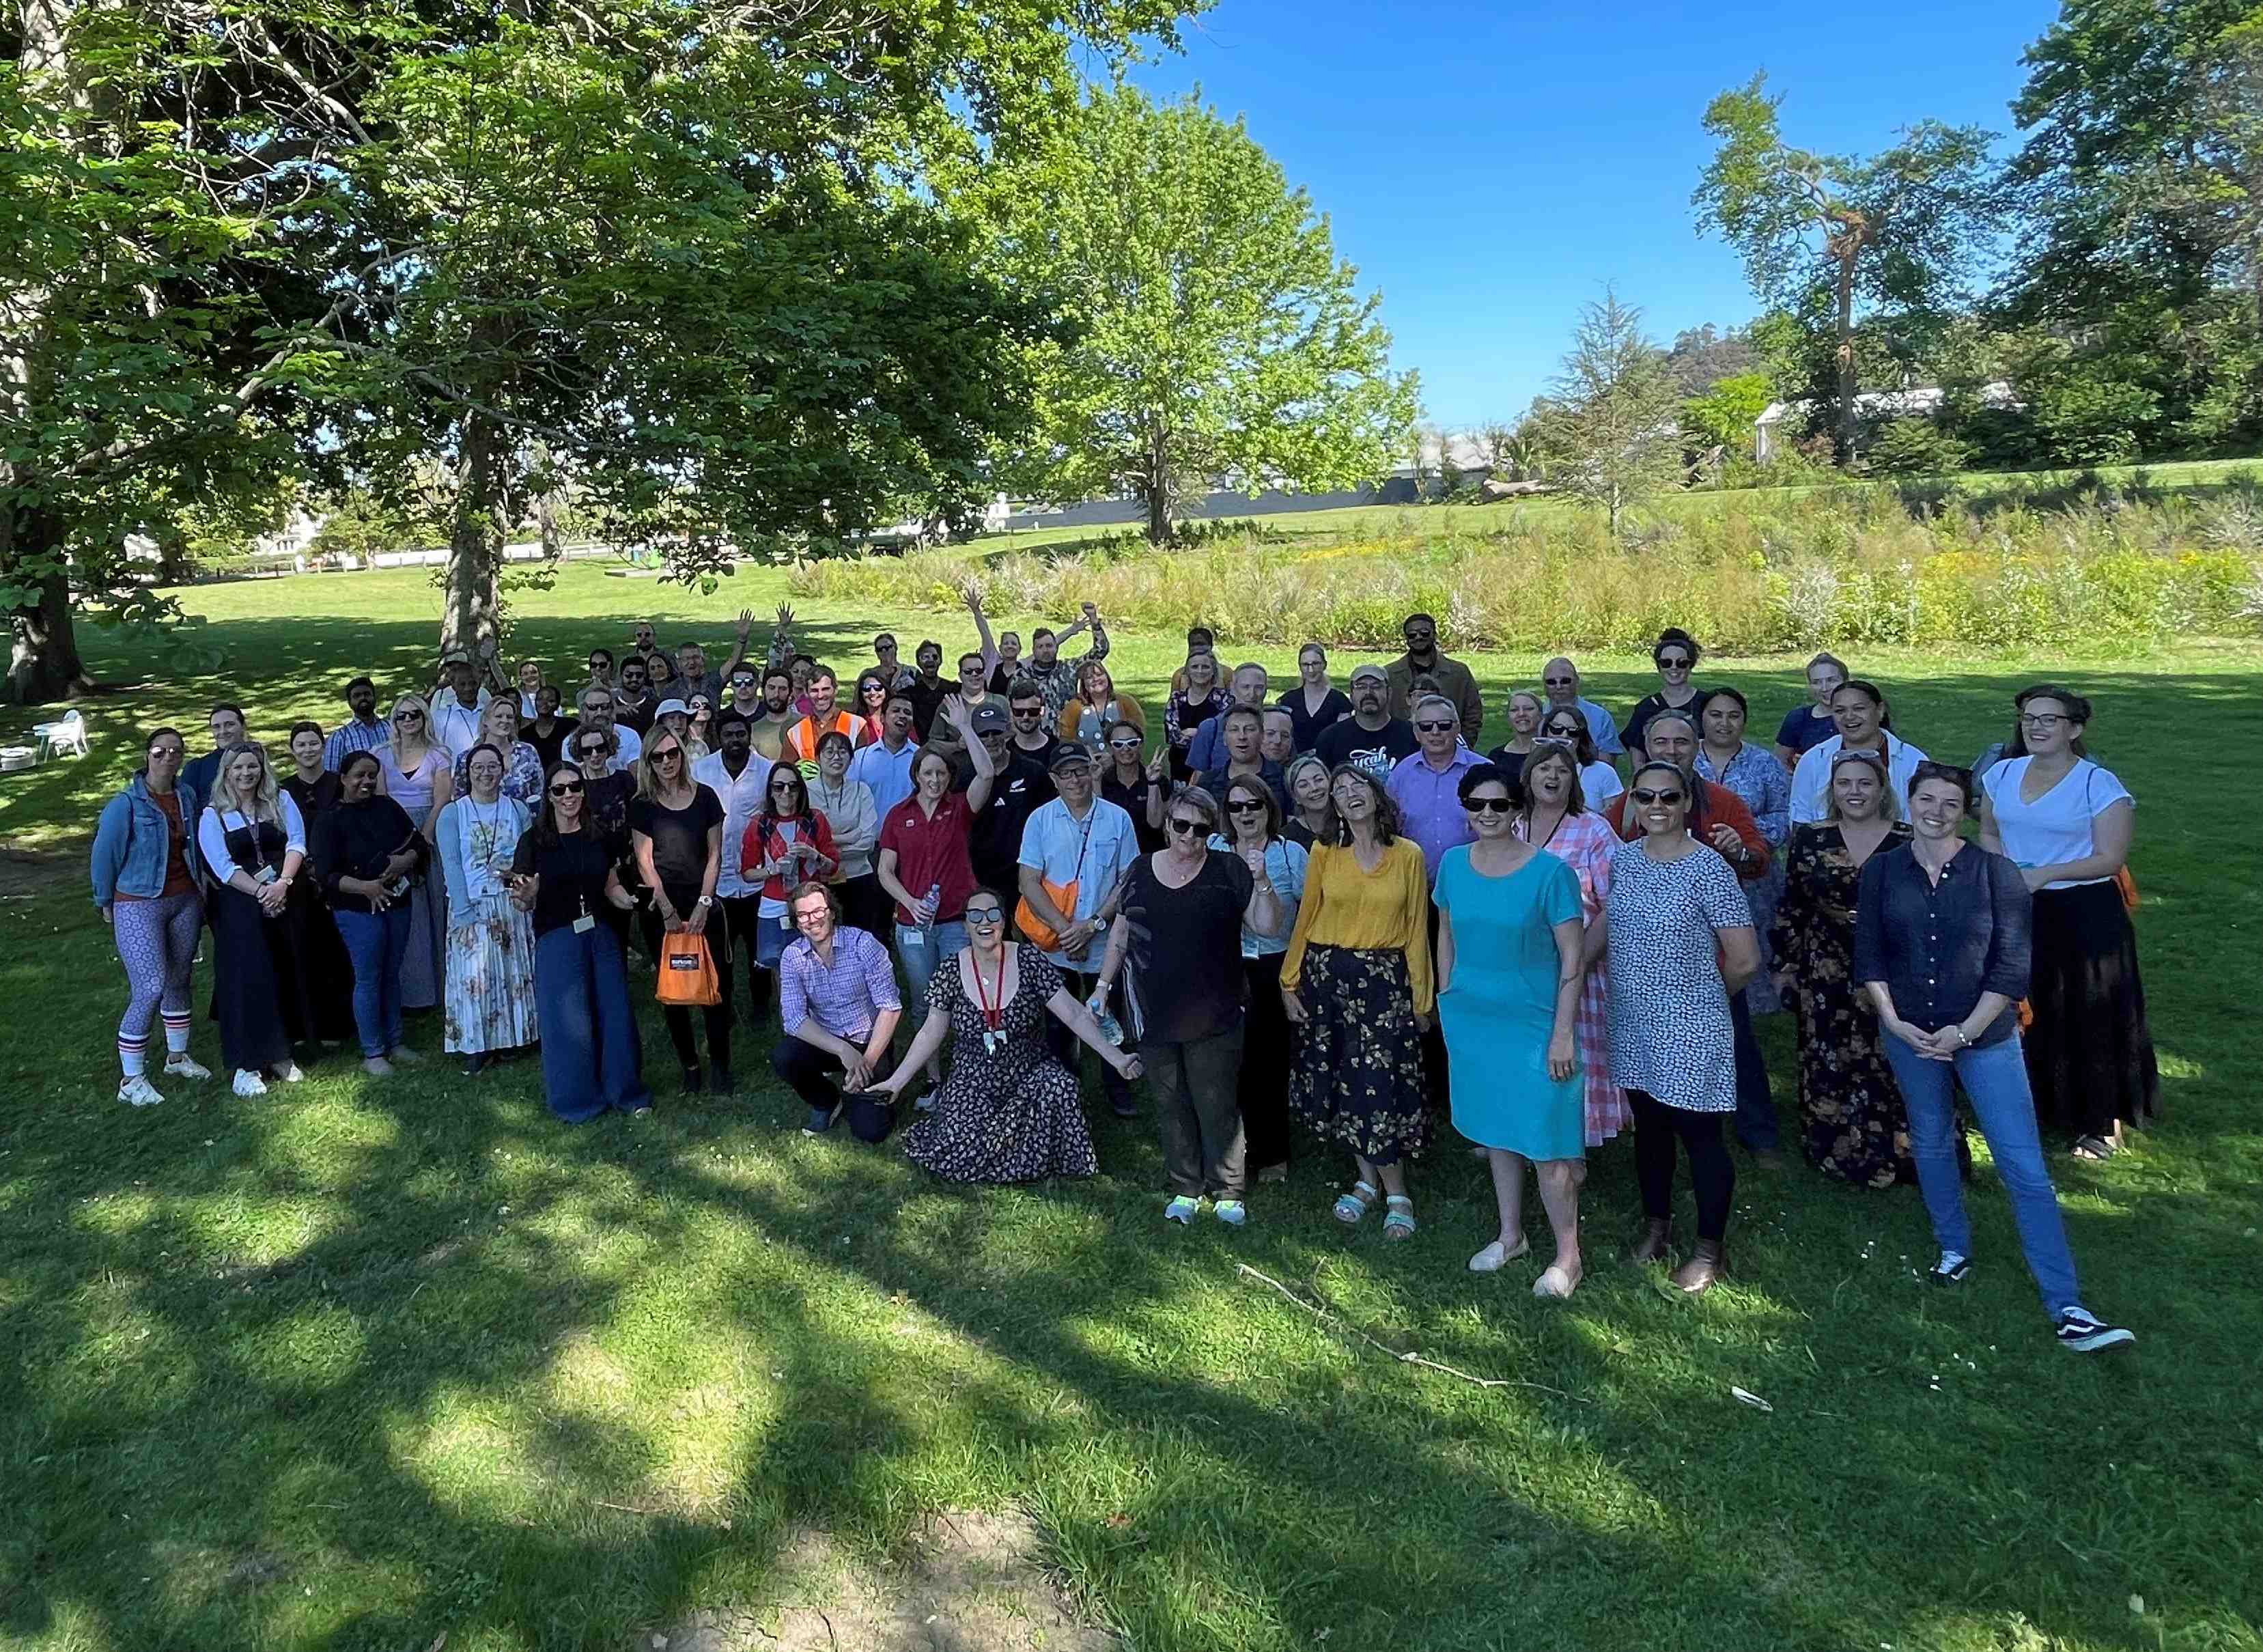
[640, 895, 732, 1076]
[1631, 1089, 1735, 1242]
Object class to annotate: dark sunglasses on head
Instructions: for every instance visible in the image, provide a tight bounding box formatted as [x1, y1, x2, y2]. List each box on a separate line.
[1631, 787, 1686, 805]
[1465, 796, 1515, 813]
[1166, 817, 1206, 835]
[549, 781, 585, 796]
[1415, 720, 1457, 733]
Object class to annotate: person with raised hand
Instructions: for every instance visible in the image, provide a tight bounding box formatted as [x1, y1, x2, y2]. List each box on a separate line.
[1857, 763, 2135, 1354]
[1279, 764, 1435, 1240]
[92, 727, 210, 1106]
[1978, 685, 2158, 1160]
[434, 742, 539, 1077]
[873, 886, 1140, 1184]
[509, 761, 650, 1122]
[1607, 759, 1760, 1295]
[1436, 763, 1589, 1298]
[312, 750, 430, 1077]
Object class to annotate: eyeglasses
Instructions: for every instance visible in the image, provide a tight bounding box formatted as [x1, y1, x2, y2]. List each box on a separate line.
[964, 907, 1004, 926]
[2019, 712, 2070, 729]
[549, 781, 584, 796]
[1465, 796, 1515, 813]
[1630, 787, 1687, 805]
[1166, 817, 1206, 835]
[1415, 720, 1456, 733]
[1226, 800, 1267, 814]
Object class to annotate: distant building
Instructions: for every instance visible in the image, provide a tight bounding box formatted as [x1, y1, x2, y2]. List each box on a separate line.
[1754, 382, 2021, 463]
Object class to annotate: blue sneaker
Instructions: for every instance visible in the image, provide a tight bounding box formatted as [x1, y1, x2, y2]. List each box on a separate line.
[1212, 1199, 1248, 1228]
[1163, 1195, 1201, 1224]
[802, 1102, 842, 1136]
[2055, 1308, 2135, 1354]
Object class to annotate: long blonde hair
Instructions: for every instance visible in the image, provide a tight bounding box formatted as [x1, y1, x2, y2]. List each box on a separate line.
[210, 740, 281, 822]
[390, 692, 441, 763]
[636, 729, 694, 800]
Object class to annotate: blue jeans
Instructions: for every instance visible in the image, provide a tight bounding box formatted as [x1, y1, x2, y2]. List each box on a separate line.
[1881, 1031, 2083, 1321]
[895, 921, 969, 1022]
[1730, 987, 1779, 1151]
[534, 922, 650, 1122]
[335, 905, 410, 1058]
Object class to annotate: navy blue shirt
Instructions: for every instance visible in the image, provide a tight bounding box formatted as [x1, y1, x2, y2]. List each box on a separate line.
[1853, 841, 2031, 1046]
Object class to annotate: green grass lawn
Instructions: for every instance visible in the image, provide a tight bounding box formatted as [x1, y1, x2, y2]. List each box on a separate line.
[3, 562, 2260, 1651]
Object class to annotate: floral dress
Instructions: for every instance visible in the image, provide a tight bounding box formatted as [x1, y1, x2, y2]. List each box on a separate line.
[901, 946, 1098, 1184]
[1769, 822, 1928, 1187]
[1517, 808, 1629, 1145]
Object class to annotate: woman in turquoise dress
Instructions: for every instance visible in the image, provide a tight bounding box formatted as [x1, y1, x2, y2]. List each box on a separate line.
[1435, 763, 1589, 1299]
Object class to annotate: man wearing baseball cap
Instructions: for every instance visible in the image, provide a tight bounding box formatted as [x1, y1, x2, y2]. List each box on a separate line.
[1018, 742, 1141, 1116]
[954, 699, 1050, 900]
[1313, 664, 1418, 782]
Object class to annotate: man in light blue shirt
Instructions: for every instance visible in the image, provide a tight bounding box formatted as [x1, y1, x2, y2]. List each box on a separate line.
[848, 691, 920, 818]
[1543, 656, 1622, 759]
[1386, 695, 1482, 883]
[1185, 662, 1270, 774]
[1017, 745, 1142, 1115]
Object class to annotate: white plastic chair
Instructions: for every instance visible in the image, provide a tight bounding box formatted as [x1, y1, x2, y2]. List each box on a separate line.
[34, 708, 90, 761]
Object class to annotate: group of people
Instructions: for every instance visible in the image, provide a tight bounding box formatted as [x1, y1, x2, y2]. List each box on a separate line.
[89, 604, 2155, 1352]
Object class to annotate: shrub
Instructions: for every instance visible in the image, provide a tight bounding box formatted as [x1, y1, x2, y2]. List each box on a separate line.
[1866, 418, 1977, 476]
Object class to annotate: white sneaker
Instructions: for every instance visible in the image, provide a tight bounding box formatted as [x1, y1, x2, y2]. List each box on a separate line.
[231, 1068, 268, 1097]
[117, 1075, 165, 1107]
[274, 1061, 306, 1084]
[163, 1053, 212, 1080]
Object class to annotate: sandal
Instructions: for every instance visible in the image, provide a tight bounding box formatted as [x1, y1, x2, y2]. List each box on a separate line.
[1332, 1180, 1379, 1225]
[2072, 1134, 2118, 1161]
[1382, 1194, 1416, 1241]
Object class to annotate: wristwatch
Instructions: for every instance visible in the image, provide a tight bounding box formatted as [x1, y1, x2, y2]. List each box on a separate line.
[696, 894, 714, 908]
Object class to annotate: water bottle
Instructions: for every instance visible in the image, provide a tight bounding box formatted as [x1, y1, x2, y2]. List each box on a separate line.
[1086, 985, 1125, 1048]
[920, 882, 941, 947]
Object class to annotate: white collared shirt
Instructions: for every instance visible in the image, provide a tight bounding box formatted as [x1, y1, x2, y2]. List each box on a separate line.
[1788, 730, 1928, 825]
[692, 747, 776, 897]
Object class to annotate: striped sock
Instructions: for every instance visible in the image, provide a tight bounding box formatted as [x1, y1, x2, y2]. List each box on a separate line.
[162, 1013, 193, 1054]
[119, 1034, 148, 1078]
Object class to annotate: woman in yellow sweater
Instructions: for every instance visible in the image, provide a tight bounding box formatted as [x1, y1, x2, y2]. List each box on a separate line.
[1280, 764, 1435, 1238]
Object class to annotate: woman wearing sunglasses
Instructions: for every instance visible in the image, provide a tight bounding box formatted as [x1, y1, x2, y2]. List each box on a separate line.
[511, 762, 649, 1120]
[873, 888, 1139, 1184]
[1098, 720, 1168, 853]
[1207, 779, 1306, 1188]
[1978, 686, 2157, 1160]
[369, 694, 453, 1013]
[1607, 759, 1761, 1293]
[1857, 764, 2135, 1352]
[1537, 708, 1625, 811]
[1437, 762, 1590, 1296]
[1280, 764, 1435, 1239]
[1620, 627, 1706, 759]
[631, 731, 733, 1095]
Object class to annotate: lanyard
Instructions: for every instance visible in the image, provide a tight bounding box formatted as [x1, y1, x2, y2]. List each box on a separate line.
[970, 946, 1007, 1031]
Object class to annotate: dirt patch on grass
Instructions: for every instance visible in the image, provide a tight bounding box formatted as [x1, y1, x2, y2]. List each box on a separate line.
[0, 845, 74, 899]
[644, 1509, 1119, 1651]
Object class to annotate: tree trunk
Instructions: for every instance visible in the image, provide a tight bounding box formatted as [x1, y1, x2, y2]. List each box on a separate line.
[5, 513, 96, 704]
[440, 412, 507, 661]
[1141, 434, 1174, 545]
[1833, 246, 1860, 466]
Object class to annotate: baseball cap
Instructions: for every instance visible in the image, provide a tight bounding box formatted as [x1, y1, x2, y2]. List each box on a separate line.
[1049, 744, 1096, 772]
[970, 702, 1010, 735]
[1349, 664, 1389, 685]
[653, 697, 690, 720]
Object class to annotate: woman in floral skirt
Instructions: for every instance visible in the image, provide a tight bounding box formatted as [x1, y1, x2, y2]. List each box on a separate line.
[434, 742, 539, 1076]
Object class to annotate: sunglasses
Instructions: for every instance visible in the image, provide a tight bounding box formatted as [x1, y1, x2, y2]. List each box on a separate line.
[1543, 676, 1575, 686]
[1012, 707, 1043, 718]
[769, 781, 798, 792]
[394, 711, 423, 722]
[549, 781, 584, 797]
[1465, 796, 1515, 813]
[1543, 725, 1582, 740]
[1226, 800, 1267, 814]
[1658, 655, 1693, 669]
[964, 907, 1004, 926]
[1166, 817, 1207, 835]
[1415, 720, 1457, 733]
[576, 747, 606, 759]
[653, 749, 684, 762]
[1631, 787, 1686, 805]
[1108, 739, 1141, 750]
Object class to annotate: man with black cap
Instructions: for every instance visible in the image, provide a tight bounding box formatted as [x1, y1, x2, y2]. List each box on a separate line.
[1314, 664, 1418, 782]
[323, 676, 390, 772]
[1018, 741, 1141, 1116]
[953, 699, 1050, 901]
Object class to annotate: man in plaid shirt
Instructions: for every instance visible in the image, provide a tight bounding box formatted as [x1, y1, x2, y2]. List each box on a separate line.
[771, 882, 903, 1138]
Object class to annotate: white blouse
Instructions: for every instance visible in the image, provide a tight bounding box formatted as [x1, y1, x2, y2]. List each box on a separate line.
[1581, 761, 1624, 808]
[1982, 757, 2131, 889]
[197, 794, 308, 885]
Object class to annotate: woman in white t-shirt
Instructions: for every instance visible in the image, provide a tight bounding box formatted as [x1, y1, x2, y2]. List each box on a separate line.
[1979, 685, 2159, 1160]
[1538, 707, 1623, 809]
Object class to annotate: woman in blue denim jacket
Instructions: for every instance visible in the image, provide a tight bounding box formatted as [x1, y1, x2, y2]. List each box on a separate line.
[89, 728, 212, 1106]
[1855, 761, 2136, 1356]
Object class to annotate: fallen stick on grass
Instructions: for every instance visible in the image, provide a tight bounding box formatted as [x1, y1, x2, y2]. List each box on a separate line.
[1233, 1263, 1593, 1403]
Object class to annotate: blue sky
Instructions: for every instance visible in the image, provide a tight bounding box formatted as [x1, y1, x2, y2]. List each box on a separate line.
[1129, 0, 2061, 427]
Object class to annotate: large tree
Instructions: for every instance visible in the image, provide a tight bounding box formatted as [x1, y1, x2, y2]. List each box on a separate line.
[955, 85, 1418, 543]
[2, 0, 1199, 702]
[1533, 289, 1682, 537]
[1693, 72, 1996, 462]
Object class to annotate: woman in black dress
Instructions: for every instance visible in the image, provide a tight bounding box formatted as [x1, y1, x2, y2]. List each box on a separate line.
[1770, 750, 1922, 1186]
[197, 742, 323, 1095]
[281, 720, 357, 1045]
[871, 888, 1141, 1184]
[628, 729, 731, 1095]
[1620, 627, 1706, 759]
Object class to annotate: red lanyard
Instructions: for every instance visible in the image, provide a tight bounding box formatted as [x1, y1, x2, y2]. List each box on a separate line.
[970, 946, 1007, 1031]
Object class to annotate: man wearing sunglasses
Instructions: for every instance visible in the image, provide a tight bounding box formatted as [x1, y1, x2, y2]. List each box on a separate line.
[953, 701, 1051, 901]
[1602, 710, 1780, 1160]
[1017, 744, 1142, 1116]
[1383, 613, 1483, 745]
[1541, 656, 1622, 759]
[574, 684, 642, 767]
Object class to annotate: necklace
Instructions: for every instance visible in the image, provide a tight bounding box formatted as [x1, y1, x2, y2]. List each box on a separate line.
[970, 944, 1008, 1054]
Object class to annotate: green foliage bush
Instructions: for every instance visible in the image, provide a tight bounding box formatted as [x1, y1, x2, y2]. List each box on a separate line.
[789, 482, 2260, 653]
[1866, 418, 1977, 476]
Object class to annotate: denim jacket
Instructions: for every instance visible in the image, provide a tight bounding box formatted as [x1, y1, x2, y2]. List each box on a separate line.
[90, 772, 205, 906]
